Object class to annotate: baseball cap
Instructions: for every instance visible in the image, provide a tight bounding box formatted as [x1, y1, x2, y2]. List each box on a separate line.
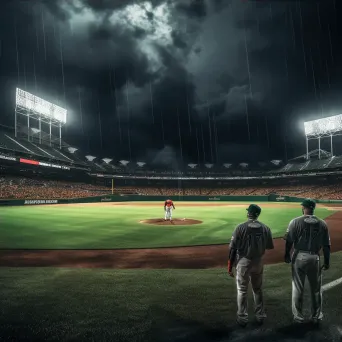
[246, 204, 261, 216]
[301, 199, 316, 210]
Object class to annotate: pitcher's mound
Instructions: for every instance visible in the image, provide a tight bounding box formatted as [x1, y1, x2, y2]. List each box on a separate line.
[139, 218, 203, 226]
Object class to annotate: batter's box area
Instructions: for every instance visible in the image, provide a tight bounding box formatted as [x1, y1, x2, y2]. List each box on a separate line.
[139, 218, 203, 226]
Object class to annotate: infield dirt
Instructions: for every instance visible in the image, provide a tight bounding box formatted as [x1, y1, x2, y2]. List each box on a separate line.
[140, 218, 203, 226]
[1, 204, 342, 269]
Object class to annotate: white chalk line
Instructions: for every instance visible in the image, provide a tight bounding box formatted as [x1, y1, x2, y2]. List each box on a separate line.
[322, 276, 342, 292]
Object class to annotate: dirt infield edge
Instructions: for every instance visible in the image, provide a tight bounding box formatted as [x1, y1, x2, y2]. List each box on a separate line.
[140, 218, 203, 226]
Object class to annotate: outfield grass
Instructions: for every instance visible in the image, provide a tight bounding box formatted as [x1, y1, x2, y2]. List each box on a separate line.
[0, 252, 341, 341]
[0, 202, 333, 249]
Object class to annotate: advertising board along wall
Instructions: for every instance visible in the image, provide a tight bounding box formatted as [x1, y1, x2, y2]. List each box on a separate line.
[1, 194, 342, 206]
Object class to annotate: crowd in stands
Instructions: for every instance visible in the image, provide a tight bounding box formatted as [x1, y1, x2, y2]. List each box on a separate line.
[297, 184, 342, 200]
[116, 184, 342, 200]
[2, 176, 342, 200]
[136, 187, 161, 195]
[0, 177, 110, 200]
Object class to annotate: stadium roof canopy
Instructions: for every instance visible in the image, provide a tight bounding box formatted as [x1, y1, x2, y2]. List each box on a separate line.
[289, 149, 331, 162]
[18, 126, 71, 148]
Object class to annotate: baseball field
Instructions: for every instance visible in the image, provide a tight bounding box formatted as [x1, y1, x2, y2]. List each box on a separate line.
[1, 201, 342, 341]
[0, 201, 334, 249]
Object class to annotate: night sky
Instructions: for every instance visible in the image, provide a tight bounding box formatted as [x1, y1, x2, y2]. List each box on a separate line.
[0, 0, 341, 166]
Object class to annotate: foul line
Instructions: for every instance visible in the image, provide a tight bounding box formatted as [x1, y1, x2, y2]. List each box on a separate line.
[322, 277, 342, 292]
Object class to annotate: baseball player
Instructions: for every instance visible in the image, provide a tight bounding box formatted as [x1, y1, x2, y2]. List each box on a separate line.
[284, 199, 331, 325]
[228, 204, 274, 327]
[164, 199, 175, 221]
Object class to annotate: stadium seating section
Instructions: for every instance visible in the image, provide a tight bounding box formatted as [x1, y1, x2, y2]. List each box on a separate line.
[276, 156, 342, 173]
[0, 176, 110, 200]
[129, 185, 342, 199]
[1, 128, 342, 178]
[2, 176, 342, 200]
[0, 130, 279, 174]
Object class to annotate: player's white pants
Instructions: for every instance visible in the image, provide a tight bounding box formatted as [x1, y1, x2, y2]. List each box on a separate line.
[236, 257, 266, 324]
[165, 207, 173, 220]
[291, 251, 323, 323]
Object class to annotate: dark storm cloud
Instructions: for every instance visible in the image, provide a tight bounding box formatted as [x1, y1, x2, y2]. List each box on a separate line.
[42, 0, 137, 16]
[1, 0, 341, 164]
[196, 1, 337, 121]
[175, 0, 207, 19]
[146, 146, 180, 167]
[37, 0, 205, 161]
[189, 2, 286, 117]
[81, 0, 170, 12]
[82, 0, 135, 11]
[218, 143, 269, 163]
[171, 31, 188, 49]
[42, 0, 201, 88]
[41, 0, 72, 21]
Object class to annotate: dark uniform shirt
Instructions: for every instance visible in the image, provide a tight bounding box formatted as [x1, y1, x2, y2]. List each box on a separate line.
[285, 215, 331, 253]
[230, 220, 274, 260]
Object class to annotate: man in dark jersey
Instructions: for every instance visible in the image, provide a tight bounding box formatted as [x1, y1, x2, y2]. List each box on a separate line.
[284, 199, 331, 325]
[228, 204, 274, 327]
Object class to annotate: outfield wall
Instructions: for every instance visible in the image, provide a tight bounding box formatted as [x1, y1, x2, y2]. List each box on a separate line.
[1, 194, 342, 206]
[0, 195, 268, 206]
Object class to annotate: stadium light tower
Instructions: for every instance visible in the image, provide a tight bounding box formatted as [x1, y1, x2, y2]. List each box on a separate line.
[304, 114, 342, 159]
[15, 88, 67, 149]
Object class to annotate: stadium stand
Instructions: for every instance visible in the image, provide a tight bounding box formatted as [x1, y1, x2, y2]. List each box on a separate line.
[1, 128, 288, 176]
[0, 176, 110, 200]
[0, 131, 29, 154]
[275, 155, 342, 173]
[111, 182, 342, 199]
[4, 121, 342, 195]
[2, 169, 342, 200]
[0, 129, 91, 166]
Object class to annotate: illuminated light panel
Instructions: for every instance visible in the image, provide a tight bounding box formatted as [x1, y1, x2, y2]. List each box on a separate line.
[20, 158, 39, 165]
[304, 114, 342, 137]
[19, 158, 70, 170]
[16, 88, 67, 124]
[39, 161, 70, 170]
[0, 155, 16, 161]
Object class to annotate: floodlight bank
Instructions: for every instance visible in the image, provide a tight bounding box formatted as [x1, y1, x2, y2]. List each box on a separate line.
[14, 88, 67, 149]
[16, 88, 67, 123]
[304, 114, 342, 160]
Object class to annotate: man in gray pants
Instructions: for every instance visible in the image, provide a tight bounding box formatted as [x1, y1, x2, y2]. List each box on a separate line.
[228, 204, 274, 327]
[284, 199, 331, 325]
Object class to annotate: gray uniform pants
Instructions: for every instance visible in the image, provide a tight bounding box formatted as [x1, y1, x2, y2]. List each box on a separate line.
[292, 251, 323, 322]
[236, 257, 266, 324]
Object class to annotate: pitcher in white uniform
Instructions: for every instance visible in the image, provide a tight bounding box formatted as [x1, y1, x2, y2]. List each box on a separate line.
[164, 199, 175, 221]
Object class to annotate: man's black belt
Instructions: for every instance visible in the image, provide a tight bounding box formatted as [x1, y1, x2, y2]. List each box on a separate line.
[296, 250, 319, 255]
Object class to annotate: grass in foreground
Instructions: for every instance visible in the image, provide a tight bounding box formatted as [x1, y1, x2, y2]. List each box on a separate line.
[0, 252, 341, 341]
[0, 203, 333, 249]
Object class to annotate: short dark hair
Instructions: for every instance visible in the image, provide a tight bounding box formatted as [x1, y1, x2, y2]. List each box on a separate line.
[246, 204, 261, 216]
[301, 199, 316, 211]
